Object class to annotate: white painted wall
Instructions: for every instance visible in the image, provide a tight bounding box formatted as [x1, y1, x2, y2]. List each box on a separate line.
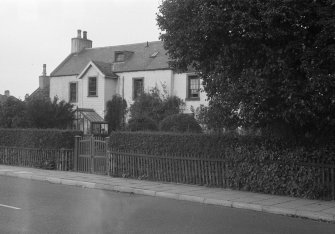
[50, 75, 79, 102]
[50, 68, 209, 120]
[173, 73, 208, 113]
[80, 66, 106, 118]
[116, 69, 173, 106]
[105, 78, 118, 104]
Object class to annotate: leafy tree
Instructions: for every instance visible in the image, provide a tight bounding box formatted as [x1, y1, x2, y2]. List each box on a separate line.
[105, 95, 127, 132]
[0, 97, 29, 128]
[26, 96, 74, 129]
[129, 86, 185, 124]
[157, 0, 335, 138]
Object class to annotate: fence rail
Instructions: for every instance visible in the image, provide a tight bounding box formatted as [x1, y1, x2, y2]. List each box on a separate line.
[0, 146, 73, 171]
[109, 150, 335, 200]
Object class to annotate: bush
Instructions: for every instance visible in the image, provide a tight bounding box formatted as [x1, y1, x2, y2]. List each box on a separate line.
[160, 113, 202, 133]
[105, 95, 127, 132]
[129, 86, 184, 124]
[109, 132, 335, 200]
[0, 128, 82, 149]
[126, 116, 158, 132]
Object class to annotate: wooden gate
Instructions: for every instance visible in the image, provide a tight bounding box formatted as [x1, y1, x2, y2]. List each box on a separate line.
[74, 135, 109, 174]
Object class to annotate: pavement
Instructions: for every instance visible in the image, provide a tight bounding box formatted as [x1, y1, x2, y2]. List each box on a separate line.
[1, 165, 335, 223]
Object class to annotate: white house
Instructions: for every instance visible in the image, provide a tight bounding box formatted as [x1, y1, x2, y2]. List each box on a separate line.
[47, 30, 208, 134]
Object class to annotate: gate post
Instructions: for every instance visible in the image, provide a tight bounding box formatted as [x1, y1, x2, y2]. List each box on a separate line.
[74, 135, 81, 171]
[90, 135, 94, 173]
[105, 137, 110, 176]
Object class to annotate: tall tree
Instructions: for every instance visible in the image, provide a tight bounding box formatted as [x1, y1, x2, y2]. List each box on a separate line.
[105, 95, 127, 132]
[0, 97, 28, 128]
[157, 0, 335, 138]
[26, 96, 74, 129]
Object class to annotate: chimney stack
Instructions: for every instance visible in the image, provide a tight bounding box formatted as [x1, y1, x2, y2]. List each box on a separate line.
[71, 29, 92, 53]
[42, 64, 47, 76]
[77, 29, 82, 38]
[39, 64, 50, 90]
[4, 90, 10, 97]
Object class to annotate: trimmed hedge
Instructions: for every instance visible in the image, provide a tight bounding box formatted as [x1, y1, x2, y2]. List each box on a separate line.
[109, 131, 335, 200]
[0, 128, 82, 149]
[159, 113, 202, 133]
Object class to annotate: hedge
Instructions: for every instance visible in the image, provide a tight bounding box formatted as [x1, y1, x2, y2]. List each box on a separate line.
[0, 128, 82, 149]
[109, 131, 335, 200]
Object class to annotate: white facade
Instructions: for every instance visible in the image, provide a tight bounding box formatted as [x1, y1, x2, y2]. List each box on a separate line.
[50, 68, 208, 118]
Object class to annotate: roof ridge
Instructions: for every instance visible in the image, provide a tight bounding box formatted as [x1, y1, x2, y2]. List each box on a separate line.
[84, 40, 162, 51]
[91, 60, 112, 65]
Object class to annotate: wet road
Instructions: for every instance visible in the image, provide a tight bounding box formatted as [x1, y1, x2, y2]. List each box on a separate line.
[0, 176, 334, 234]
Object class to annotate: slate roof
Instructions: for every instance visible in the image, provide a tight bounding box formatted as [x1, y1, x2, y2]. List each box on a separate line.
[28, 87, 50, 100]
[91, 61, 117, 78]
[51, 41, 170, 77]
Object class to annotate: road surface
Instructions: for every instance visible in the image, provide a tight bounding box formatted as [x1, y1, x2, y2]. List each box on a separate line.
[0, 176, 334, 234]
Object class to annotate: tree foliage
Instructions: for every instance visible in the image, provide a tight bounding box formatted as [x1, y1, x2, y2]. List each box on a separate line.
[157, 0, 335, 138]
[0, 96, 74, 129]
[127, 116, 159, 132]
[129, 86, 185, 124]
[26, 96, 74, 129]
[105, 95, 127, 132]
[0, 97, 28, 128]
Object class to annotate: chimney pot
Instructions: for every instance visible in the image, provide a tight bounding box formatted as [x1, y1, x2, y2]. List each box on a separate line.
[77, 29, 82, 38]
[83, 31, 87, 39]
[42, 64, 47, 76]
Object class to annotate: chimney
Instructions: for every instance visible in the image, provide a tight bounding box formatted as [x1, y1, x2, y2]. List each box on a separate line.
[71, 29, 92, 53]
[4, 90, 10, 97]
[77, 29, 82, 38]
[39, 64, 50, 90]
[42, 64, 46, 76]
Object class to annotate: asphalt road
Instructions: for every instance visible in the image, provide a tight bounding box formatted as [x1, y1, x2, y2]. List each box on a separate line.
[0, 176, 334, 234]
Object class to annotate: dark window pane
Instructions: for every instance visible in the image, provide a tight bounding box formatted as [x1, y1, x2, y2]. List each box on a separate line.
[133, 78, 144, 99]
[88, 77, 97, 96]
[188, 76, 200, 98]
[115, 52, 125, 62]
[69, 83, 77, 102]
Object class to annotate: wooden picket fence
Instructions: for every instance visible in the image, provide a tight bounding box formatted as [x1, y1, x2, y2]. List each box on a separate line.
[0, 146, 73, 171]
[108, 149, 335, 200]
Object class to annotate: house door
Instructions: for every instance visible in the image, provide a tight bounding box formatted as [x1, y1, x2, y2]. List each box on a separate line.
[75, 136, 108, 174]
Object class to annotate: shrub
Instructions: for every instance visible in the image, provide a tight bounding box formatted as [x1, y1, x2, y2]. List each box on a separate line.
[105, 95, 127, 132]
[0, 128, 82, 149]
[160, 113, 202, 133]
[26, 97, 74, 129]
[126, 116, 158, 132]
[129, 86, 184, 123]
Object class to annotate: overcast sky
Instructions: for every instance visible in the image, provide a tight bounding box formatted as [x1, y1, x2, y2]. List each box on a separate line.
[0, 0, 161, 99]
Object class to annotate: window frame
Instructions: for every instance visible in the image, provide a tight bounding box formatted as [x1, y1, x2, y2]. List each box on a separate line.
[186, 75, 200, 101]
[88, 76, 98, 97]
[132, 77, 144, 100]
[115, 52, 125, 62]
[69, 82, 78, 103]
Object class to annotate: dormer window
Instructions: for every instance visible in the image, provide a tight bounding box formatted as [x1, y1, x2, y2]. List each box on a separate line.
[115, 52, 125, 62]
